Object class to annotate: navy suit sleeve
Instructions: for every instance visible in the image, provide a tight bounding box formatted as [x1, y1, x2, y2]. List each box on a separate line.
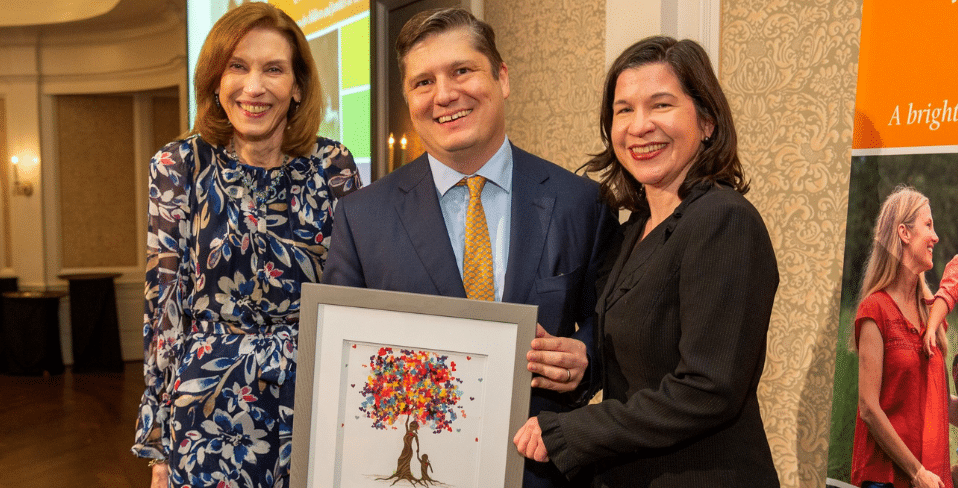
[321, 196, 366, 287]
[569, 197, 618, 402]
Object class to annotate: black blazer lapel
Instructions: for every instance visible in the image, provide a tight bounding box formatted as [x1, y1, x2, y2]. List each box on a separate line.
[502, 146, 553, 303]
[394, 155, 468, 299]
[599, 211, 647, 311]
[600, 182, 714, 311]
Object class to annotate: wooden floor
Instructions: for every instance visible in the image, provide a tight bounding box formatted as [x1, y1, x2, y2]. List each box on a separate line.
[0, 363, 147, 488]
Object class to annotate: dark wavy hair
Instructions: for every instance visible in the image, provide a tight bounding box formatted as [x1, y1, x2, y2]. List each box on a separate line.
[584, 36, 747, 212]
[188, 2, 322, 157]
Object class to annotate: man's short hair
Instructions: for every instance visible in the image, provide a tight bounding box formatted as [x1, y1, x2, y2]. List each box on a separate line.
[395, 8, 504, 82]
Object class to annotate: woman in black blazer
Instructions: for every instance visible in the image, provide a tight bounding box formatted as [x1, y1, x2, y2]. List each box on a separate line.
[514, 36, 780, 487]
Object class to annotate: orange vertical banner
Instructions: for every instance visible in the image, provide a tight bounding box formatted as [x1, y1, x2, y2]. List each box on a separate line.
[853, 0, 958, 151]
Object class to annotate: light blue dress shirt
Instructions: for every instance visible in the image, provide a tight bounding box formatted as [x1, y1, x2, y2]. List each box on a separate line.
[428, 137, 513, 302]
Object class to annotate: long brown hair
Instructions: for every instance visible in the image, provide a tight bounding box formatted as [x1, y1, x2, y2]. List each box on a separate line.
[852, 186, 937, 351]
[584, 36, 746, 212]
[188, 3, 322, 157]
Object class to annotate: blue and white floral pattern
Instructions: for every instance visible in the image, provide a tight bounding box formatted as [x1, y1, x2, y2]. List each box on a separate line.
[132, 135, 360, 487]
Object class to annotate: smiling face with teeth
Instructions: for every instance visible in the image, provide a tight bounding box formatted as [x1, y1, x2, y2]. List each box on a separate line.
[217, 27, 301, 148]
[610, 63, 713, 199]
[899, 203, 938, 274]
[402, 28, 510, 174]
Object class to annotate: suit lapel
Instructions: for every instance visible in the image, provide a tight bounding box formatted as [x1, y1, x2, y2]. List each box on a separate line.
[503, 146, 553, 303]
[600, 182, 714, 311]
[599, 211, 646, 311]
[394, 155, 468, 298]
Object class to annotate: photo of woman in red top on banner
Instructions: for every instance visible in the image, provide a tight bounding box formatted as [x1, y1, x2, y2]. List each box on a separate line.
[850, 186, 956, 488]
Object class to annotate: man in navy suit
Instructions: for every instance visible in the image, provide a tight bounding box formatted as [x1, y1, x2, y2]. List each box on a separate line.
[322, 8, 616, 487]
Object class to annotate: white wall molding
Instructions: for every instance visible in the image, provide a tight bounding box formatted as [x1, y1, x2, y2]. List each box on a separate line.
[116, 280, 146, 361]
[0, 28, 41, 47]
[0, 42, 39, 77]
[1, 82, 45, 288]
[661, 0, 721, 73]
[42, 56, 186, 95]
[605, 0, 660, 69]
[38, 13, 183, 47]
[40, 26, 185, 81]
[0, 74, 40, 84]
[606, 0, 721, 73]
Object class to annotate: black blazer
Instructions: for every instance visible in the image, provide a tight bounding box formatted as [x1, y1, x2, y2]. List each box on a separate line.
[323, 144, 618, 488]
[538, 182, 780, 487]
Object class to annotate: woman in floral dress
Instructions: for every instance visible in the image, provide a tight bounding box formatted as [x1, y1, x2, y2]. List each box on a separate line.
[131, 4, 360, 487]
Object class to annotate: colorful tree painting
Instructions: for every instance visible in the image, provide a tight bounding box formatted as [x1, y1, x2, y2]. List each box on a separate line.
[359, 347, 465, 433]
[360, 347, 465, 485]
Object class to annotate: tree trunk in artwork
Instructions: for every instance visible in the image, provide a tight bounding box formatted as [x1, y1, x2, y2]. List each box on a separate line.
[377, 418, 420, 485]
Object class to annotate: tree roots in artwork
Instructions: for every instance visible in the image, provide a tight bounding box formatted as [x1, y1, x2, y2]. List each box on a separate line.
[374, 474, 442, 487]
[375, 472, 441, 487]
[375, 471, 415, 486]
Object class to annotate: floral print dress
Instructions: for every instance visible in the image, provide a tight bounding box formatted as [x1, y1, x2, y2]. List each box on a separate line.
[132, 135, 360, 487]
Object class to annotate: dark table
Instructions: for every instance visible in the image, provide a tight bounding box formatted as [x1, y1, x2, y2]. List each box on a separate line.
[0, 277, 18, 374]
[59, 273, 124, 372]
[1, 291, 68, 375]
[0, 277, 16, 293]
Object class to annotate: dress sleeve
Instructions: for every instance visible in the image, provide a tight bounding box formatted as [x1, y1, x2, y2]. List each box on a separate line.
[854, 293, 887, 349]
[541, 195, 779, 473]
[934, 255, 958, 313]
[318, 139, 362, 206]
[131, 140, 194, 460]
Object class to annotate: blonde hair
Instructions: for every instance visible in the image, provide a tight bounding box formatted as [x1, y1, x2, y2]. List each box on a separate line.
[852, 185, 938, 351]
[188, 3, 322, 157]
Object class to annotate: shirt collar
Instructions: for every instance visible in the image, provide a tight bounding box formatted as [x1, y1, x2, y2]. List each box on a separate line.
[428, 137, 513, 196]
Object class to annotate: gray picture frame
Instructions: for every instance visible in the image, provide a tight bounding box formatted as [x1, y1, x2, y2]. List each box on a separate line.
[291, 283, 536, 488]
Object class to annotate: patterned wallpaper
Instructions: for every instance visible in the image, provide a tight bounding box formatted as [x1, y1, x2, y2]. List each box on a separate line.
[57, 94, 139, 268]
[722, 0, 861, 486]
[485, 0, 862, 485]
[484, 0, 606, 173]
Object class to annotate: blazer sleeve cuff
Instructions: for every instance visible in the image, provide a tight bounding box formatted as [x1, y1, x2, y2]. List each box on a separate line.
[539, 411, 582, 480]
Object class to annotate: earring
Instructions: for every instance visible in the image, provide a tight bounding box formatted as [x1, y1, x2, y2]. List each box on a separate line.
[288, 99, 301, 117]
[214, 93, 222, 108]
[702, 135, 711, 143]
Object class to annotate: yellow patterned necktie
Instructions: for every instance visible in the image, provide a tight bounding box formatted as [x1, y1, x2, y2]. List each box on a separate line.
[459, 176, 495, 301]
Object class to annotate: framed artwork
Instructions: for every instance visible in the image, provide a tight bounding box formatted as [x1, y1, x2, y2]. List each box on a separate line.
[291, 283, 536, 488]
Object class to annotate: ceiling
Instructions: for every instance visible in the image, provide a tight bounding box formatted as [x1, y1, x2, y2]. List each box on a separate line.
[1, 0, 183, 34]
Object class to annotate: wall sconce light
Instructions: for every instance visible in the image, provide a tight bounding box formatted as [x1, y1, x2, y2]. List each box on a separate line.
[11, 156, 34, 197]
